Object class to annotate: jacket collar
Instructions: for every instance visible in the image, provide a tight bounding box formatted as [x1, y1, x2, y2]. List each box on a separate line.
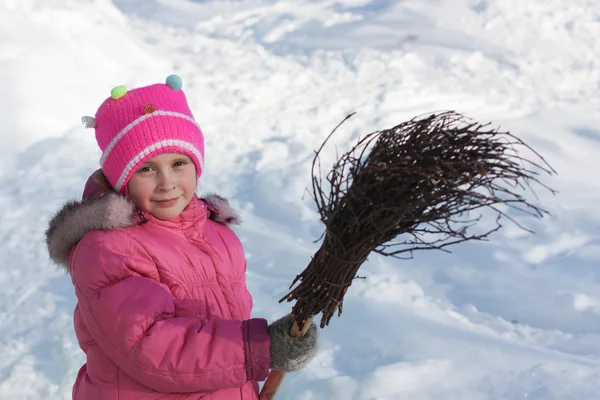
[138, 196, 207, 231]
[45, 192, 241, 272]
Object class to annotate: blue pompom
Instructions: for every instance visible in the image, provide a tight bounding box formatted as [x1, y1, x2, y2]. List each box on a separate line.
[166, 74, 182, 91]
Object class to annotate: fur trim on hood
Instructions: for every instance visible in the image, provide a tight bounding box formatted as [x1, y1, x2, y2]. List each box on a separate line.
[203, 193, 241, 227]
[45, 193, 240, 271]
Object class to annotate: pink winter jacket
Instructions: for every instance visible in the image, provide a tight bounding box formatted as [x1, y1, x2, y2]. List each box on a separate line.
[46, 184, 271, 400]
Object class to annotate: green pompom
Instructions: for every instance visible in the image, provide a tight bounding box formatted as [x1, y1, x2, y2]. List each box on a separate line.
[111, 85, 128, 100]
[165, 74, 182, 91]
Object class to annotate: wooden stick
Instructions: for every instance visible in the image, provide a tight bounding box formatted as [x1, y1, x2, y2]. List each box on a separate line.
[259, 316, 315, 400]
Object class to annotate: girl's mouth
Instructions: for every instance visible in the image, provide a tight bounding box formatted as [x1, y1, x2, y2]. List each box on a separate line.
[152, 197, 179, 207]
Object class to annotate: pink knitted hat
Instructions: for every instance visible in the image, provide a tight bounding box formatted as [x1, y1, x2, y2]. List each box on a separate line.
[82, 74, 204, 194]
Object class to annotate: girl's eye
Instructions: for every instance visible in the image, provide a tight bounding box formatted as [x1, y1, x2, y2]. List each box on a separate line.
[173, 161, 187, 167]
[137, 166, 153, 173]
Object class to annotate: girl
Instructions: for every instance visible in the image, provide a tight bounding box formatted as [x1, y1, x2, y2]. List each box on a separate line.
[45, 75, 317, 399]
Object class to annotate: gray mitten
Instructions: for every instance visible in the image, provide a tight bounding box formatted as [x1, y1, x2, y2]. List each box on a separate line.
[268, 314, 318, 372]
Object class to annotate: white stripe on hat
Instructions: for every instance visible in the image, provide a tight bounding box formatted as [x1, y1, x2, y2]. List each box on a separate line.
[100, 111, 201, 167]
[115, 139, 205, 192]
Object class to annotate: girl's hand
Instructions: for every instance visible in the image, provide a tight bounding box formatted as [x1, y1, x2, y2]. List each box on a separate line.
[267, 314, 318, 372]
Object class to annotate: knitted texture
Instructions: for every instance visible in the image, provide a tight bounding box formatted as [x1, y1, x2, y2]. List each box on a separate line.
[93, 81, 204, 193]
[268, 314, 318, 372]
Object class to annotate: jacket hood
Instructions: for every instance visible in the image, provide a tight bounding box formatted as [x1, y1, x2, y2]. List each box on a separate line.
[45, 192, 240, 271]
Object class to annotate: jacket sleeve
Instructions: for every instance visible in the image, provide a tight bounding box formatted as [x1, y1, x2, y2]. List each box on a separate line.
[69, 229, 270, 393]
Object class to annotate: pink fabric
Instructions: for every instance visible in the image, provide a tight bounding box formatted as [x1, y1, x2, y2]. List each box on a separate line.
[93, 81, 205, 194]
[82, 170, 112, 201]
[68, 197, 270, 399]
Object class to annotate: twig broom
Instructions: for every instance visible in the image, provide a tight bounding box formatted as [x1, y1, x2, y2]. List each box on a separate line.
[259, 111, 556, 399]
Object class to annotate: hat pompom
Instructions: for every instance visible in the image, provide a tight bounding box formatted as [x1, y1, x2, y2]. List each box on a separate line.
[111, 85, 128, 100]
[166, 74, 182, 91]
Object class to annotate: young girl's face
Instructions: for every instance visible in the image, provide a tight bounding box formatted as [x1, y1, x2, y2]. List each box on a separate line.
[127, 152, 197, 220]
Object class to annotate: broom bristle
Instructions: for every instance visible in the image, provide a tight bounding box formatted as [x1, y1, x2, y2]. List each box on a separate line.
[281, 111, 556, 329]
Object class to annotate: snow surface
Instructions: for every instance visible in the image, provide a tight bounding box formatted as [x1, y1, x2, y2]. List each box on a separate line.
[1, 0, 600, 398]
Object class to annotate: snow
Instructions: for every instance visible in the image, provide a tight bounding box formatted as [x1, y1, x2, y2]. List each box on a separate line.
[1, 0, 600, 398]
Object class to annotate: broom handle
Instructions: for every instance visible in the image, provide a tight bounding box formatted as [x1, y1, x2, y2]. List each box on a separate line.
[259, 316, 315, 400]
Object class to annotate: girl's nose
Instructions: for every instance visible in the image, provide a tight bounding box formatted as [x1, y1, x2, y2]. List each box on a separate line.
[156, 171, 176, 191]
